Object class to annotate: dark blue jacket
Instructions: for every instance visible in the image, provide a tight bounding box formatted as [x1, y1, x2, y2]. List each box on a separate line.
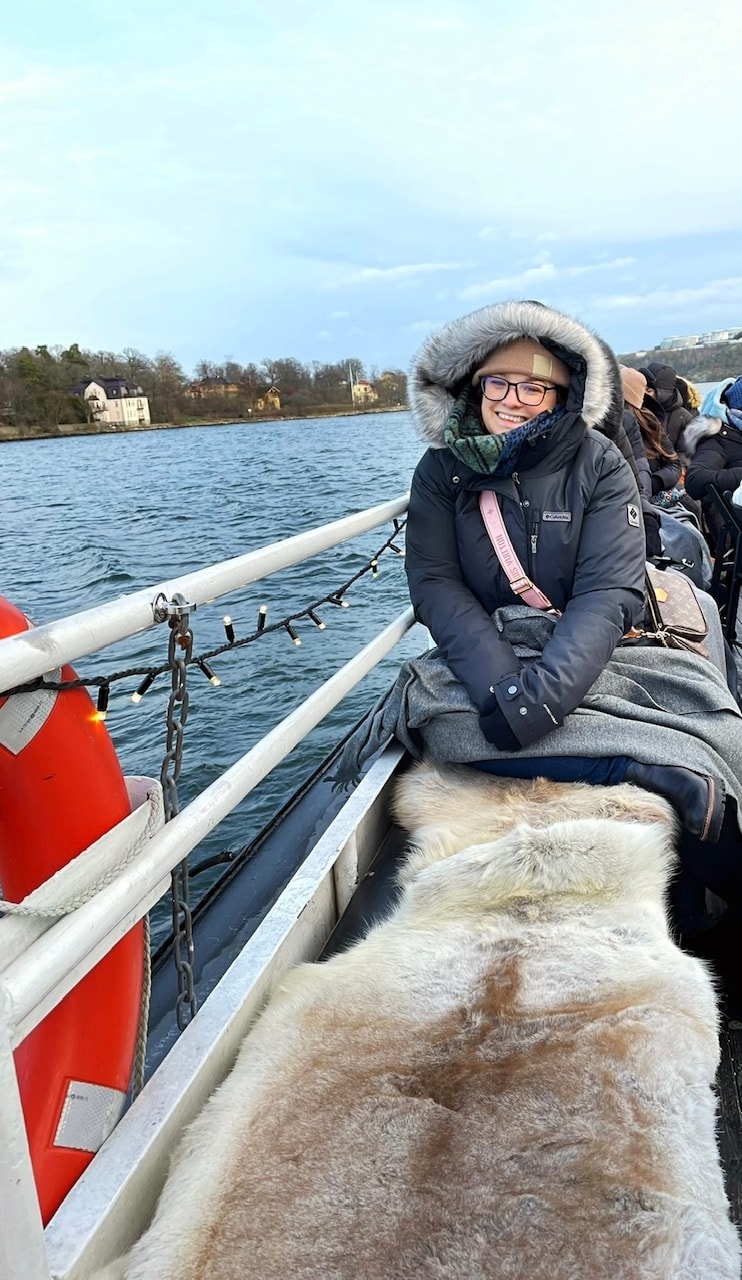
[406, 300, 648, 749]
[406, 417, 645, 748]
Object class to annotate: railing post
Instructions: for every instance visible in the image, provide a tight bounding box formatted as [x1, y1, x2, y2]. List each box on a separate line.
[0, 1011, 50, 1279]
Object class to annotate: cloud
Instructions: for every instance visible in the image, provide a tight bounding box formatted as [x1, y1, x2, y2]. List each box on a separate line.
[459, 263, 560, 299]
[595, 276, 742, 312]
[329, 309, 351, 319]
[406, 319, 436, 332]
[459, 257, 636, 300]
[333, 262, 468, 287]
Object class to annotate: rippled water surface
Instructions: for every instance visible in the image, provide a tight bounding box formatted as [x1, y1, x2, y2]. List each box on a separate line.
[1, 412, 427, 940]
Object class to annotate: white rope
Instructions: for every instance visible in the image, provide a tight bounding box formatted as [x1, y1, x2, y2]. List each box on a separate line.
[0, 778, 163, 1102]
[131, 913, 152, 1100]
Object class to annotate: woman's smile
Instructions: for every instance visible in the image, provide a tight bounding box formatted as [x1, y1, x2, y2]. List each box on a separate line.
[490, 406, 530, 431]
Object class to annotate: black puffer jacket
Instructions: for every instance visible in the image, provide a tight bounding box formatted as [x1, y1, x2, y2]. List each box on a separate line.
[685, 417, 742, 503]
[406, 300, 646, 749]
[661, 395, 694, 457]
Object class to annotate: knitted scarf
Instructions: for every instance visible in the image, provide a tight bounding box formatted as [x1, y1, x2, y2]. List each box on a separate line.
[443, 384, 565, 477]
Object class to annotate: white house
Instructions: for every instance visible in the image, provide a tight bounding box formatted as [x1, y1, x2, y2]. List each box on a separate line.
[699, 329, 742, 345]
[71, 378, 151, 427]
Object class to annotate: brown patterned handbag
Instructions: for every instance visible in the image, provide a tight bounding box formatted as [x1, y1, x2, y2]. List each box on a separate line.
[639, 564, 709, 658]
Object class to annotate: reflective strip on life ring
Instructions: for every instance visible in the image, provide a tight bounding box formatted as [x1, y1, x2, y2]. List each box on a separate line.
[0, 596, 144, 1225]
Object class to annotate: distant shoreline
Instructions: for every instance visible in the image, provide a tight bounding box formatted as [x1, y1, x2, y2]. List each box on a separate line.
[0, 404, 409, 444]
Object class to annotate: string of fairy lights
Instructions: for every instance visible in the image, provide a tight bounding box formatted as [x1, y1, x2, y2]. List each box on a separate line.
[5, 520, 407, 720]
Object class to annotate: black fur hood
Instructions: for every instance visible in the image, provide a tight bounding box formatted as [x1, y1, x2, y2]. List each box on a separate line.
[408, 299, 623, 448]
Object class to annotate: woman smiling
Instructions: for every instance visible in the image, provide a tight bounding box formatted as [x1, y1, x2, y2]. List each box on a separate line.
[404, 298, 725, 842]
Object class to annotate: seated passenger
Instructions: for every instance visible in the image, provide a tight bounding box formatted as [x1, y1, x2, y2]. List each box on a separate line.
[685, 376, 742, 543]
[403, 300, 742, 934]
[620, 366, 681, 498]
[638, 361, 695, 459]
[620, 366, 711, 588]
[618, 366, 653, 499]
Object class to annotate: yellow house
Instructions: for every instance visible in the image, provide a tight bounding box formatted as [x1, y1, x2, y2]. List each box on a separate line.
[351, 380, 377, 406]
[255, 385, 281, 411]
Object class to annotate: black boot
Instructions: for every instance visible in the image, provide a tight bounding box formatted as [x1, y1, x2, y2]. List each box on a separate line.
[624, 762, 726, 843]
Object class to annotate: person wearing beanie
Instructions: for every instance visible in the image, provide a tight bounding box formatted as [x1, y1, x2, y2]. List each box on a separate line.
[620, 368, 711, 589]
[641, 361, 696, 457]
[620, 366, 647, 411]
[618, 367, 653, 499]
[620, 366, 681, 498]
[725, 376, 742, 412]
[614, 371, 665, 556]
[685, 375, 742, 544]
[405, 299, 730, 854]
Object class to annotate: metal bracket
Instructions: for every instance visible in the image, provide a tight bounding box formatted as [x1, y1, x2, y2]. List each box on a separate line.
[152, 592, 197, 624]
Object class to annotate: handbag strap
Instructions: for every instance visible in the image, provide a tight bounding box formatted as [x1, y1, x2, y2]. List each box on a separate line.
[478, 491, 561, 616]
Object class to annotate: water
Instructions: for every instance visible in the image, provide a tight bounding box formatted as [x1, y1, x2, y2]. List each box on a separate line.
[0, 412, 427, 941]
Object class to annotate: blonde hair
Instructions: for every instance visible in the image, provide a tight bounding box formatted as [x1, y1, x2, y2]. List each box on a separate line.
[676, 376, 702, 412]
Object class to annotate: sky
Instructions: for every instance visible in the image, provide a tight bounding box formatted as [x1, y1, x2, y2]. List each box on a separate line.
[1, 0, 741, 378]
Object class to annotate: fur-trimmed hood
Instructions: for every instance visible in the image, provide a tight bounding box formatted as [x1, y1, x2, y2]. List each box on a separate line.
[683, 381, 742, 458]
[409, 299, 623, 447]
[683, 415, 723, 459]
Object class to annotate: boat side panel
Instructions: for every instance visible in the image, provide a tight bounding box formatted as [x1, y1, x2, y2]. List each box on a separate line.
[44, 746, 406, 1280]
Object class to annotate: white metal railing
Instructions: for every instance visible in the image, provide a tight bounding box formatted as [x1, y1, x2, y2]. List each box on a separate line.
[0, 494, 409, 691]
[0, 496, 413, 1280]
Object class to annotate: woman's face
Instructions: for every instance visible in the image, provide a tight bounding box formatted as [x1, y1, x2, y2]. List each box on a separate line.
[479, 372, 559, 436]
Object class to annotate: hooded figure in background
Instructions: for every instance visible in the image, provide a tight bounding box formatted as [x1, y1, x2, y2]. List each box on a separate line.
[405, 299, 725, 843]
[639, 361, 696, 458]
[685, 377, 742, 542]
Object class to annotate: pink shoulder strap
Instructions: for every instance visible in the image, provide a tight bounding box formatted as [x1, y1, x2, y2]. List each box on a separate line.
[478, 491, 561, 616]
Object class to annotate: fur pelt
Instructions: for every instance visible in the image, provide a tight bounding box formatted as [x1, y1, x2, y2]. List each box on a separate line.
[102, 763, 740, 1280]
[408, 299, 621, 446]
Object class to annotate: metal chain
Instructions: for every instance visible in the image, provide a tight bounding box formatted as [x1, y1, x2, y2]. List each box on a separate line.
[159, 593, 198, 1029]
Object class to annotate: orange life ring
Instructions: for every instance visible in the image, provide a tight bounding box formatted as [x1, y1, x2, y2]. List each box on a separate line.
[0, 595, 144, 1224]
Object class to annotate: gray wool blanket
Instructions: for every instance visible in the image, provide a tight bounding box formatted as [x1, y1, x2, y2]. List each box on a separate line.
[334, 605, 742, 829]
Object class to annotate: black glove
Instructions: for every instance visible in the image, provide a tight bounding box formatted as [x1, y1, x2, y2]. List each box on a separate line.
[478, 700, 522, 751]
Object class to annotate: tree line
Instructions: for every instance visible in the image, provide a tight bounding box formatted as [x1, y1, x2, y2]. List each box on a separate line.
[0, 344, 409, 430]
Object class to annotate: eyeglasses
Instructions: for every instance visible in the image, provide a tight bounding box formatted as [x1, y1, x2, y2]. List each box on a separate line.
[480, 376, 559, 407]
